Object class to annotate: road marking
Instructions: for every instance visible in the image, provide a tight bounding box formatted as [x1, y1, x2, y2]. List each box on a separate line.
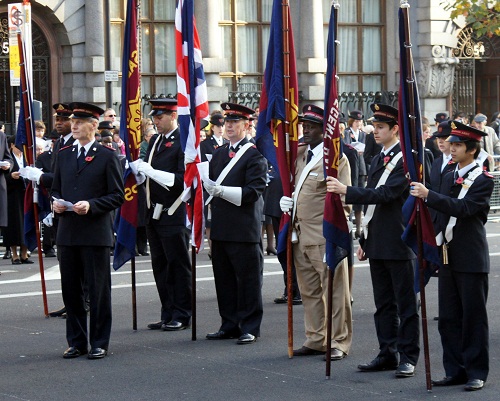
[0, 271, 283, 299]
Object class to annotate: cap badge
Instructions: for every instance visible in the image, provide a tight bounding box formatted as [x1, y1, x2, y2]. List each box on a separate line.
[375, 104, 380, 111]
[451, 122, 457, 129]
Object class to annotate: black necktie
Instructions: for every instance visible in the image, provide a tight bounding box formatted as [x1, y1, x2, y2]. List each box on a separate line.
[377, 152, 385, 167]
[156, 135, 165, 152]
[306, 150, 313, 163]
[229, 146, 237, 154]
[77, 147, 86, 169]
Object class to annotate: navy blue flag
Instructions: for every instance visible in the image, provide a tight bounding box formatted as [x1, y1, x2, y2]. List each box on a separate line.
[398, 6, 441, 292]
[255, 0, 299, 256]
[322, 2, 350, 272]
[113, 0, 140, 270]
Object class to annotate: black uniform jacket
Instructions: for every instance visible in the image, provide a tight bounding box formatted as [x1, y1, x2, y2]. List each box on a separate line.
[427, 166, 494, 273]
[209, 138, 267, 243]
[143, 129, 186, 226]
[200, 135, 228, 162]
[51, 142, 124, 247]
[345, 143, 415, 260]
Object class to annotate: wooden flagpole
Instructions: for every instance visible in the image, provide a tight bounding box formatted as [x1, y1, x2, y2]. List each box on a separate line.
[400, 0, 432, 391]
[325, 0, 340, 379]
[17, 31, 48, 317]
[281, 0, 295, 359]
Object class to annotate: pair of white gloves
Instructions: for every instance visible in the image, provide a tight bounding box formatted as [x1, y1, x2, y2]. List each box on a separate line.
[129, 159, 174, 188]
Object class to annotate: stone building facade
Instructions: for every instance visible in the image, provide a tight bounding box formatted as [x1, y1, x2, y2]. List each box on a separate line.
[0, 0, 498, 134]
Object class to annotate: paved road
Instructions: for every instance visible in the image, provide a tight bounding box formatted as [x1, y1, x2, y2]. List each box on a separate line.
[2, 219, 500, 400]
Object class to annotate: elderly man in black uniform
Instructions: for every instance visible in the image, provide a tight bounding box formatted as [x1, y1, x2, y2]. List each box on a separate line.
[52, 102, 124, 359]
[140, 98, 192, 332]
[327, 103, 420, 378]
[411, 121, 494, 391]
[204, 102, 267, 344]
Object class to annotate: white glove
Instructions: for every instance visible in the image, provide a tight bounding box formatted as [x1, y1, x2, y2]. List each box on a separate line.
[42, 214, 53, 227]
[280, 196, 294, 214]
[204, 182, 223, 197]
[128, 160, 146, 185]
[136, 160, 174, 188]
[204, 182, 242, 206]
[19, 166, 43, 184]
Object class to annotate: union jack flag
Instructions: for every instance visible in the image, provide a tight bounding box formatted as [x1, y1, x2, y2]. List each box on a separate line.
[175, 0, 209, 251]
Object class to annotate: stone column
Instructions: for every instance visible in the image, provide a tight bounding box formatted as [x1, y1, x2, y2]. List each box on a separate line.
[416, 1, 460, 120]
[196, 0, 228, 109]
[84, 0, 106, 104]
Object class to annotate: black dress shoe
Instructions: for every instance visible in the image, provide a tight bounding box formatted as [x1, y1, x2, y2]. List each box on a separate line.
[274, 295, 287, 304]
[395, 362, 415, 378]
[464, 379, 484, 391]
[274, 295, 302, 305]
[206, 330, 239, 340]
[293, 346, 325, 356]
[63, 347, 88, 359]
[2, 249, 11, 259]
[45, 250, 56, 258]
[140, 251, 149, 256]
[147, 320, 165, 330]
[12, 259, 21, 265]
[237, 333, 256, 344]
[88, 348, 107, 359]
[162, 320, 189, 331]
[323, 348, 347, 360]
[358, 356, 398, 372]
[266, 247, 277, 256]
[21, 258, 34, 264]
[49, 306, 67, 317]
[432, 376, 468, 386]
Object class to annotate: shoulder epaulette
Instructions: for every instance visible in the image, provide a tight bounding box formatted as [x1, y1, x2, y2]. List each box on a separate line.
[59, 145, 72, 152]
[483, 170, 494, 178]
[102, 145, 116, 151]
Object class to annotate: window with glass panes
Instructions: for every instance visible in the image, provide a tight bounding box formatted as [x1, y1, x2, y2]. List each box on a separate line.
[323, 0, 385, 94]
[110, 0, 177, 97]
[218, 0, 273, 92]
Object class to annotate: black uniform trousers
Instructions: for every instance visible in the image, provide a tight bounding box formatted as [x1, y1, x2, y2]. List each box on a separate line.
[146, 223, 192, 324]
[59, 245, 111, 350]
[369, 258, 420, 365]
[438, 267, 489, 381]
[211, 240, 264, 336]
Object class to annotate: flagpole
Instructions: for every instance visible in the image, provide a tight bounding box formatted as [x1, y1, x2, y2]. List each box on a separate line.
[324, 0, 340, 379]
[400, 1, 432, 391]
[130, 0, 143, 332]
[17, 31, 48, 317]
[280, 0, 295, 359]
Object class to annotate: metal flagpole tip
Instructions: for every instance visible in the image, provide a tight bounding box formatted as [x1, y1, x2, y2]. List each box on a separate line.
[400, 0, 410, 8]
[332, 0, 339, 9]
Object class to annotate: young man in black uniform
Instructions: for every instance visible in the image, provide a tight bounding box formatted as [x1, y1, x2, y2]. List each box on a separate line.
[327, 103, 419, 378]
[204, 102, 267, 344]
[411, 121, 494, 391]
[141, 98, 192, 332]
[52, 102, 124, 359]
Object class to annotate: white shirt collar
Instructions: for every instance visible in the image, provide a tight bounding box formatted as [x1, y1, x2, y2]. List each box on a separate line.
[308, 142, 324, 157]
[455, 161, 478, 178]
[77, 140, 96, 155]
[382, 141, 399, 156]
